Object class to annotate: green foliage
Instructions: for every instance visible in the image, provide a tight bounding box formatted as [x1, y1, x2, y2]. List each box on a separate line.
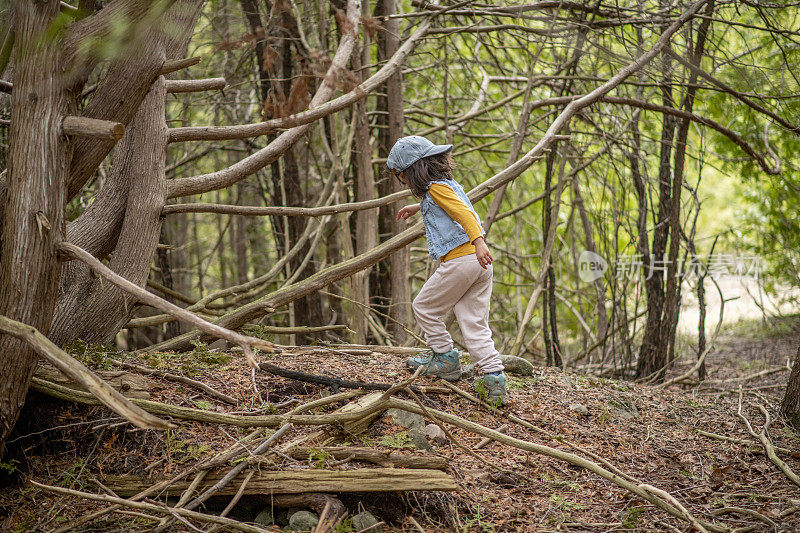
[308, 448, 332, 469]
[377, 431, 413, 449]
[0, 458, 20, 476]
[64, 340, 116, 370]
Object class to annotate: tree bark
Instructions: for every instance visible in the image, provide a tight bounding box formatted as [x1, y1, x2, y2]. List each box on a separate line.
[0, 0, 70, 448]
[782, 345, 800, 428]
[376, 0, 408, 345]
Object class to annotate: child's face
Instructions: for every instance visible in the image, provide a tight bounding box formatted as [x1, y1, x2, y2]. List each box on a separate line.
[393, 168, 407, 185]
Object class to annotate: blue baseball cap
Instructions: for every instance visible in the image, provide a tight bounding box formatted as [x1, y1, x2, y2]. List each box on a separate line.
[386, 135, 453, 172]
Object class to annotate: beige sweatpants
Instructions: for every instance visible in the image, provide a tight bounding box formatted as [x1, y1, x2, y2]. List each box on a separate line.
[412, 254, 504, 373]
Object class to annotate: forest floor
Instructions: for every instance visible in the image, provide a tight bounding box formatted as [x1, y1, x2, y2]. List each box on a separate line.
[1, 315, 799, 532]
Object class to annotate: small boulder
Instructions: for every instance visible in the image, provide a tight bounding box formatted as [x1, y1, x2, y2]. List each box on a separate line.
[351, 510, 383, 532]
[288, 510, 319, 531]
[569, 403, 589, 416]
[409, 427, 434, 452]
[499, 355, 535, 376]
[385, 408, 424, 430]
[253, 509, 274, 526]
[461, 356, 535, 378]
[425, 423, 447, 444]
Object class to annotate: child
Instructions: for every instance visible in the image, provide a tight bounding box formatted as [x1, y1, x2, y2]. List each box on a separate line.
[387, 135, 507, 405]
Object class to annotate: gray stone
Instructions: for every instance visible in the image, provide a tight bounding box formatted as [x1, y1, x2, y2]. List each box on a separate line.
[409, 427, 434, 452]
[425, 423, 447, 444]
[351, 511, 383, 532]
[499, 355, 535, 376]
[254, 509, 274, 526]
[569, 403, 589, 416]
[610, 399, 639, 419]
[385, 408, 424, 431]
[461, 356, 534, 378]
[288, 510, 319, 531]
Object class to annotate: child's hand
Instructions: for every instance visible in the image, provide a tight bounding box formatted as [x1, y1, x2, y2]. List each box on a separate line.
[473, 237, 493, 269]
[397, 204, 421, 221]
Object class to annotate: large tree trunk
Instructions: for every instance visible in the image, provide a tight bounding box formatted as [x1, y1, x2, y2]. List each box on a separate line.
[782, 345, 800, 428]
[50, 0, 202, 346]
[376, 0, 408, 344]
[0, 0, 70, 448]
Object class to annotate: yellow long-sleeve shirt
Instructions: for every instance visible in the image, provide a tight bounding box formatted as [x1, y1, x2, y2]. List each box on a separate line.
[428, 183, 483, 262]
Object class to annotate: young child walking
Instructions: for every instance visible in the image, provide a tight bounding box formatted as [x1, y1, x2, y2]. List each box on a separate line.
[387, 135, 507, 405]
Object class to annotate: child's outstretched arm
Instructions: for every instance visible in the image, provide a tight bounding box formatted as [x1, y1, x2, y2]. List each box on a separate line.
[397, 203, 421, 221]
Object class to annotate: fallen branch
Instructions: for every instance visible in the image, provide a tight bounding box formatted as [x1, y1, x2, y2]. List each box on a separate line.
[31, 481, 269, 533]
[0, 315, 172, 430]
[55, 391, 364, 533]
[106, 357, 238, 405]
[30, 377, 387, 428]
[385, 397, 727, 532]
[736, 389, 800, 488]
[258, 362, 448, 395]
[103, 468, 458, 498]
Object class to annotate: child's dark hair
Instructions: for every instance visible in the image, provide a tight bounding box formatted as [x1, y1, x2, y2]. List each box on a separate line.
[401, 152, 457, 198]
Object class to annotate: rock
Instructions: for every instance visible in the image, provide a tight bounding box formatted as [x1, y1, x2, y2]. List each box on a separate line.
[385, 408, 424, 431]
[425, 423, 447, 444]
[499, 355, 535, 376]
[409, 427, 434, 452]
[611, 399, 639, 419]
[288, 510, 319, 531]
[461, 356, 534, 378]
[254, 509, 274, 526]
[569, 403, 589, 416]
[351, 510, 383, 532]
[461, 364, 476, 379]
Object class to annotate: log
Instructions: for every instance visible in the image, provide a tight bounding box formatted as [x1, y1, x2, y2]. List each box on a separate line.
[103, 468, 458, 497]
[289, 447, 449, 470]
[61, 116, 125, 140]
[34, 363, 152, 400]
[165, 78, 226, 93]
[336, 392, 386, 435]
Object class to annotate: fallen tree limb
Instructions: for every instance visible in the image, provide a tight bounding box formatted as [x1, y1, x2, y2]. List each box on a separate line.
[736, 393, 800, 488]
[696, 429, 793, 456]
[54, 391, 364, 533]
[166, 16, 433, 144]
[31, 481, 269, 533]
[258, 362, 447, 395]
[0, 315, 171, 430]
[102, 468, 458, 497]
[385, 397, 727, 532]
[105, 357, 238, 405]
[29, 377, 393, 428]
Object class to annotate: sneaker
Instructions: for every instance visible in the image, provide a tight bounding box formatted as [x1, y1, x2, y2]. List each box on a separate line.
[406, 349, 434, 371]
[407, 349, 462, 381]
[474, 371, 507, 406]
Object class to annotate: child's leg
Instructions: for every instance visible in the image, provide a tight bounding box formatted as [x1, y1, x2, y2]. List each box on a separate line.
[453, 263, 503, 373]
[412, 259, 474, 353]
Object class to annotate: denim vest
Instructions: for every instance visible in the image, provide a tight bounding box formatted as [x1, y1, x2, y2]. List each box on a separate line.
[420, 178, 485, 260]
